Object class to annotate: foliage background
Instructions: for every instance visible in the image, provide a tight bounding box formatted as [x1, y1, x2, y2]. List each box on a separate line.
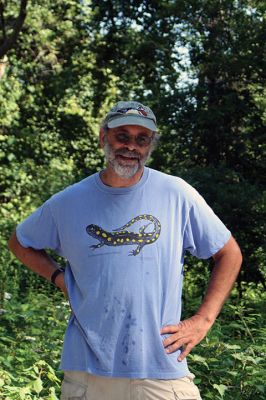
[0, 0, 265, 399]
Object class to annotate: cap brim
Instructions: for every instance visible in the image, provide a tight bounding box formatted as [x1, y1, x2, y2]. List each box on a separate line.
[107, 115, 157, 131]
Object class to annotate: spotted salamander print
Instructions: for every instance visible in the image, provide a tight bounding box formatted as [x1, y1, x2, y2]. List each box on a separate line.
[86, 214, 161, 256]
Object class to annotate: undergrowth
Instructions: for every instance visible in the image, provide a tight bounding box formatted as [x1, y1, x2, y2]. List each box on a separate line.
[0, 279, 265, 399]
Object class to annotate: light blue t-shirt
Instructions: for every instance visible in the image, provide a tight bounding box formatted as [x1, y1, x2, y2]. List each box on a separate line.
[16, 167, 231, 379]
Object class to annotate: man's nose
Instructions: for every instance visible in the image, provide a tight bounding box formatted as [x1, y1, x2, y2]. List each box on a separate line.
[125, 142, 137, 151]
[124, 137, 138, 151]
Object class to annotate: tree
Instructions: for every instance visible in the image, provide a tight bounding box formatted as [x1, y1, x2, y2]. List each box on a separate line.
[170, 0, 266, 284]
[0, 0, 28, 65]
[0, 0, 104, 296]
[0, 0, 265, 295]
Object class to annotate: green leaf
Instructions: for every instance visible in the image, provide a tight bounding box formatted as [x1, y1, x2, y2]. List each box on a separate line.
[47, 386, 59, 400]
[189, 354, 209, 369]
[31, 377, 43, 394]
[19, 386, 31, 400]
[223, 344, 241, 350]
[213, 384, 228, 397]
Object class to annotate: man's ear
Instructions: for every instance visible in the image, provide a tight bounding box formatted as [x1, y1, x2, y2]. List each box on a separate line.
[99, 128, 105, 149]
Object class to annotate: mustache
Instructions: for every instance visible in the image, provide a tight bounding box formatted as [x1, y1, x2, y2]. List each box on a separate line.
[115, 149, 141, 159]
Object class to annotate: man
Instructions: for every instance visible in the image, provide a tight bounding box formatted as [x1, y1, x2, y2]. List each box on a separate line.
[8, 101, 242, 400]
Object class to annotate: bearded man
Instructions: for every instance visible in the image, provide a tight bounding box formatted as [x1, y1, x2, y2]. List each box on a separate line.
[8, 101, 242, 400]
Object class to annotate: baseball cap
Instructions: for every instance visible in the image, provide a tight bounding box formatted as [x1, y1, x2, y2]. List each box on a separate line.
[103, 101, 157, 131]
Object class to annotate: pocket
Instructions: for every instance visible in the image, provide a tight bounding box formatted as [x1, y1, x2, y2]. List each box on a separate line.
[171, 376, 202, 400]
[60, 378, 87, 400]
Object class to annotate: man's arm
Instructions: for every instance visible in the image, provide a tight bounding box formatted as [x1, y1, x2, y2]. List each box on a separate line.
[161, 235, 242, 361]
[8, 231, 67, 295]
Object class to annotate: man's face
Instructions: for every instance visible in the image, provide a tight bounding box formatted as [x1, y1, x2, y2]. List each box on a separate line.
[100, 125, 154, 179]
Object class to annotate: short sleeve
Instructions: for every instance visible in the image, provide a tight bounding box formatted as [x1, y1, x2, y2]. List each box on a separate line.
[183, 188, 231, 259]
[16, 200, 62, 255]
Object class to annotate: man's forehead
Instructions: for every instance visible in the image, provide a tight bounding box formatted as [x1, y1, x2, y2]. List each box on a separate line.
[109, 125, 153, 135]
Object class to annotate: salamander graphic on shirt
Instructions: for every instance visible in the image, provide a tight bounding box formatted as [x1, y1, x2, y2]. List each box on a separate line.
[86, 214, 161, 256]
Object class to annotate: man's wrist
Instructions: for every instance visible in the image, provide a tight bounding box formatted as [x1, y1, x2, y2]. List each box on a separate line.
[51, 267, 65, 285]
[194, 312, 215, 327]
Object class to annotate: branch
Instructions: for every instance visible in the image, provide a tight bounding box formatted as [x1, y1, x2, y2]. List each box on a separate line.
[0, 0, 28, 59]
[0, 1, 7, 41]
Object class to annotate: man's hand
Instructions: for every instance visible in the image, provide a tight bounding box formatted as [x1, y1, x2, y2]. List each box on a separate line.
[161, 314, 212, 361]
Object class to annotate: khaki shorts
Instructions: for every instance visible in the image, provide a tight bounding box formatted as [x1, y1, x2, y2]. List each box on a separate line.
[60, 371, 202, 400]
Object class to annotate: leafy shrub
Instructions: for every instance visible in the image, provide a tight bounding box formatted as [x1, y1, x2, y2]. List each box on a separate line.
[0, 291, 68, 399]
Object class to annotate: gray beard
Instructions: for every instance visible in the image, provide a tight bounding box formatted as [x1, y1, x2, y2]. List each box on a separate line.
[103, 141, 151, 179]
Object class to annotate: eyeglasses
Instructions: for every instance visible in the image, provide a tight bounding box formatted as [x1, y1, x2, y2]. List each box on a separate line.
[113, 132, 154, 147]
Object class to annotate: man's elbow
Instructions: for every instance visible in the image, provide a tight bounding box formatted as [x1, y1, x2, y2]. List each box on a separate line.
[231, 236, 243, 266]
[8, 230, 20, 255]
